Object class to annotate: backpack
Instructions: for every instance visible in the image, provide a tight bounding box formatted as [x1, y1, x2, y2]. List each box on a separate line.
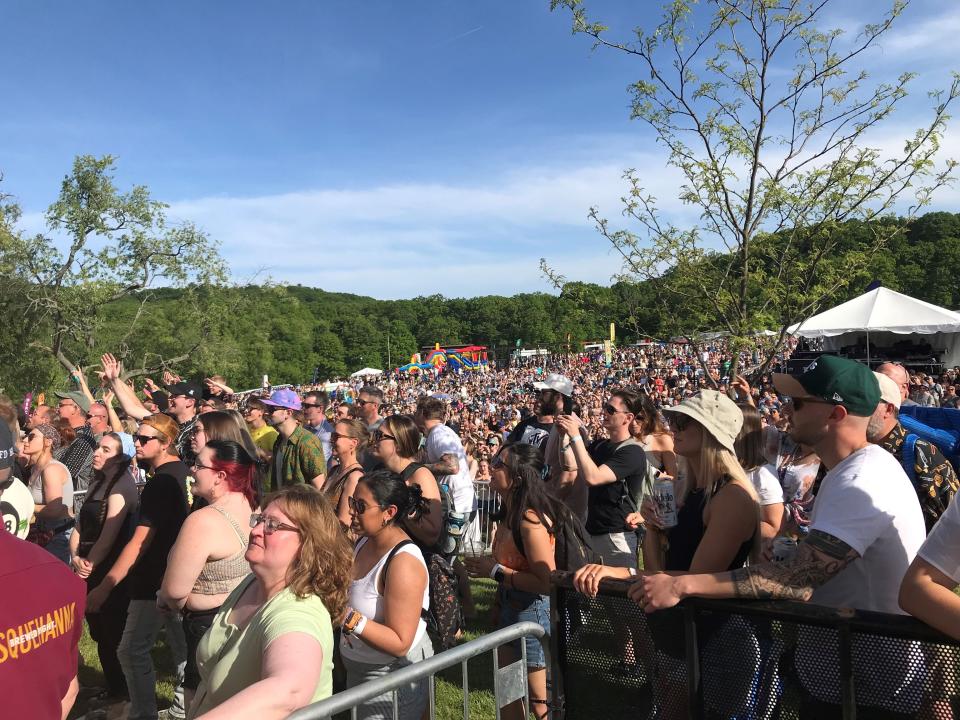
[898, 407, 960, 470]
[399, 462, 464, 650]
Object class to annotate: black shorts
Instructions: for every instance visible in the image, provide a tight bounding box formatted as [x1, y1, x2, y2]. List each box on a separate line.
[182, 607, 220, 689]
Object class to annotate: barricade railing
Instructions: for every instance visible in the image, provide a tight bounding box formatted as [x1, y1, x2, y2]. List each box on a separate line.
[550, 571, 960, 720]
[462, 480, 500, 556]
[287, 621, 546, 720]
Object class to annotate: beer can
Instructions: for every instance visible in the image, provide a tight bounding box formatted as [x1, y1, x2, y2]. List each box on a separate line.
[652, 478, 678, 528]
[772, 537, 798, 563]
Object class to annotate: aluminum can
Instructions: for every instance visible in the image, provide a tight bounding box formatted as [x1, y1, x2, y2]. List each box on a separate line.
[772, 537, 799, 563]
[652, 478, 678, 528]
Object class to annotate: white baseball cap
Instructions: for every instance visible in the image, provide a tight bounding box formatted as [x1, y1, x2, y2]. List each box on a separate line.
[532, 373, 573, 397]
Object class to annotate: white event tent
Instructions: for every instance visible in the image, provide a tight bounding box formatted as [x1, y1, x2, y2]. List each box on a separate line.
[788, 286, 960, 366]
[350, 367, 383, 378]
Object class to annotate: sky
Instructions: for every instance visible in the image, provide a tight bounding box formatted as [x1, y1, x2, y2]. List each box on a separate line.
[2, 0, 958, 299]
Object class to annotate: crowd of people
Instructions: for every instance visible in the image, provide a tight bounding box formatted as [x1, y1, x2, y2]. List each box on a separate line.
[2, 339, 960, 720]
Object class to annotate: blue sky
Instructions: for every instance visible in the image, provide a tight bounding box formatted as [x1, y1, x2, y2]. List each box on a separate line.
[3, 0, 958, 298]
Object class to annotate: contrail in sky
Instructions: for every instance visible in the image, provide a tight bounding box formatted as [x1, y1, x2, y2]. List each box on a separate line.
[440, 26, 484, 46]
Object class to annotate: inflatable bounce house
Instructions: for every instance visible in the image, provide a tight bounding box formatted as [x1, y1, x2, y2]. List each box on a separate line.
[398, 344, 489, 374]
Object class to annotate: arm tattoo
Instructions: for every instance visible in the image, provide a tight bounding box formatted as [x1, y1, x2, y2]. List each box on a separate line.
[428, 453, 460, 476]
[731, 530, 860, 601]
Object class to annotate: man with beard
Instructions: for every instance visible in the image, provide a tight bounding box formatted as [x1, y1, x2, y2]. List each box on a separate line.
[508, 374, 570, 450]
[867, 372, 958, 532]
[635, 356, 926, 716]
[86, 413, 190, 720]
[262, 389, 326, 491]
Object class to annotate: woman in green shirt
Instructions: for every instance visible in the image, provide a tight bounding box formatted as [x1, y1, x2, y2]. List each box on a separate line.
[188, 485, 353, 720]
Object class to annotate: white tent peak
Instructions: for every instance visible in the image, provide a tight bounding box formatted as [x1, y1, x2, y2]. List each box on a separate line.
[789, 286, 960, 337]
[350, 367, 383, 378]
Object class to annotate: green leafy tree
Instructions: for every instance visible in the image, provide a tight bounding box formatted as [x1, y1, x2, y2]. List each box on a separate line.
[548, 0, 959, 377]
[0, 155, 228, 391]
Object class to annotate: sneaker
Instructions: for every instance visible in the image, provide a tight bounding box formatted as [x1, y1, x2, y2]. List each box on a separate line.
[158, 709, 186, 720]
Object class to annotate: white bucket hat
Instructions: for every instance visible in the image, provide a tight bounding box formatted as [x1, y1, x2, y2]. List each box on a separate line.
[663, 390, 743, 453]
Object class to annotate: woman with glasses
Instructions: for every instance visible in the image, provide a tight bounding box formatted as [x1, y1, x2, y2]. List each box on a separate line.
[340, 469, 432, 720]
[464, 442, 574, 720]
[68, 432, 139, 710]
[370, 415, 442, 548]
[192, 410, 265, 503]
[189, 485, 352, 719]
[22, 423, 74, 563]
[321, 418, 369, 529]
[158, 440, 258, 711]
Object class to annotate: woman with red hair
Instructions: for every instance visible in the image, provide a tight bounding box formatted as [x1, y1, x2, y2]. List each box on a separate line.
[158, 439, 257, 709]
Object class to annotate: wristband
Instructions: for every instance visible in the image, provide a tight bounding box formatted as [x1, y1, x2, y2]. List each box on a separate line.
[353, 614, 368, 637]
[569, 435, 582, 444]
[343, 609, 364, 635]
[628, 567, 638, 577]
[489, 563, 505, 581]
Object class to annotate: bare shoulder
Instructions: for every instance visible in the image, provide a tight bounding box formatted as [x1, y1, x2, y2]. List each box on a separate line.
[646, 433, 674, 452]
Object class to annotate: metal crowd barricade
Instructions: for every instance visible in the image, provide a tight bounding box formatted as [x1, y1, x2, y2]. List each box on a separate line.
[550, 571, 960, 720]
[287, 621, 546, 720]
[462, 480, 500, 556]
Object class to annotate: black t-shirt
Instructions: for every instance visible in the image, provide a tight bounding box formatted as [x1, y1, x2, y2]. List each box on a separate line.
[507, 417, 553, 449]
[585, 439, 648, 535]
[128, 460, 190, 599]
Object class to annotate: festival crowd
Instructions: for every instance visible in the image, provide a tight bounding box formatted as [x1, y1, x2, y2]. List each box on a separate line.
[3, 338, 960, 720]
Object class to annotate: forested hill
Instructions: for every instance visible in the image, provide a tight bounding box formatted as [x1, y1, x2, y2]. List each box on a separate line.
[6, 211, 960, 395]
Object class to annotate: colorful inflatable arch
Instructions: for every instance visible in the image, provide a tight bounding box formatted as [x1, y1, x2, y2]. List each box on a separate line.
[398, 345, 489, 374]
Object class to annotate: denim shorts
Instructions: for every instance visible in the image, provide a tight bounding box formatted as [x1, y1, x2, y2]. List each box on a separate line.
[497, 586, 550, 669]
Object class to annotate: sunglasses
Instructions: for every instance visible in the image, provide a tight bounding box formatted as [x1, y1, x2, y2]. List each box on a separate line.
[348, 495, 379, 515]
[250, 513, 299, 535]
[789, 397, 838, 411]
[133, 434, 160, 445]
[301, 402, 321, 409]
[373, 430, 396, 444]
[602, 403, 626, 415]
[356, 399, 377, 407]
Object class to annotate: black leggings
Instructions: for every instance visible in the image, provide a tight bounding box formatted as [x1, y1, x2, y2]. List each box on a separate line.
[87, 607, 129, 698]
[182, 607, 220, 690]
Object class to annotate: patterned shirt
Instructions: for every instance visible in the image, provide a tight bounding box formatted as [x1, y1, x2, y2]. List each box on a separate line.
[879, 422, 959, 533]
[175, 414, 199, 469]
[55, 424, 96, 493]
[270, 425, 327, 491]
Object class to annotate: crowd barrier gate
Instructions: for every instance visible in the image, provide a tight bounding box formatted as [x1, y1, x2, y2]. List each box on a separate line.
[287, 621, 546, 720]
[550, 571, 960, 720]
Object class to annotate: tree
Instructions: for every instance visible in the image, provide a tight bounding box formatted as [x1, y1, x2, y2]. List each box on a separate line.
[0, 155, 228, 390]
[547, 0, 959, 377]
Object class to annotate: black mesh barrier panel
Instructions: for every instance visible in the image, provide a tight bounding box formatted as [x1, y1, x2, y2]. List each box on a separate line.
[551, 574, 960, 720]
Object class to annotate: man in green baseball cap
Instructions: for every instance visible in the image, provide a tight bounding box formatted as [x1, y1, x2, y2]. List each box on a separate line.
[628, 354, 925, 715]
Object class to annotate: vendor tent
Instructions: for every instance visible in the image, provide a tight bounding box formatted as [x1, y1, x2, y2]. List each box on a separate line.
[789, 287, 960, 365]
[350, 367, 383, 378]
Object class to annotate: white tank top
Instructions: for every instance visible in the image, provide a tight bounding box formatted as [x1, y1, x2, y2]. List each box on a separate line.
[29, 459, 74, 529]
[339, 537, 429, 665]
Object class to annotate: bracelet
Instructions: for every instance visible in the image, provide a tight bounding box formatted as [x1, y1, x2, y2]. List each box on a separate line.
[628, 567, 638, 577]
[489, 563, 505, 581]
[343, 609, 364, 635]
[354, 615, 368, 637]
[569, 435, 582, 444]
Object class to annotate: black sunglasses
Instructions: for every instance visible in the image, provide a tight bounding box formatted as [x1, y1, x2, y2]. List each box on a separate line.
[348, 495, 380, 515]
[133, 434, 160, 445]
[373, 430, 396, 444]
[302, 402, 321, 409]
[602, 403, 626, 415]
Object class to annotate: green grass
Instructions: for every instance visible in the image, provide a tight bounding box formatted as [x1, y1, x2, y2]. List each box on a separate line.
[74, 578, 504, 719]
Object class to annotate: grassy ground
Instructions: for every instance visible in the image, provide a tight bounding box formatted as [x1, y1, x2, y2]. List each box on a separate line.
[73, 578, 503, 720]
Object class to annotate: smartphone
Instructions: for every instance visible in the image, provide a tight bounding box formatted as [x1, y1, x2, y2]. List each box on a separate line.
[563, 395, 573, 414]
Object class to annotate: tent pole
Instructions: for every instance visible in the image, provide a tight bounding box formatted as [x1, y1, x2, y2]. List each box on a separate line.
[866, 330, 871, 366]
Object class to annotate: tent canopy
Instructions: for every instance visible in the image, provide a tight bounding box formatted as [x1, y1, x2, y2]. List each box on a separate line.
[789, 287, 960, 337]
[350, 367, 383, 378]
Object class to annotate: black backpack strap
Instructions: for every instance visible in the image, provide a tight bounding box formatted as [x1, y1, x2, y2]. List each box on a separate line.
[382, 539, 415, 592]
[401, 462, 425, 483]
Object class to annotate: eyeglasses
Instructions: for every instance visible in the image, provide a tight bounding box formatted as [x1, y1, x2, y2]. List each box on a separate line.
[670, 414, 694, 431]
[133, 434, 160, 445]
[348, 495, 379, 515]
[192, 462, 217, 472]
[790, 397, 838, 411]
[602, 403, 626, 415]
[250, 513, 299, 535]
[356, 399, 376, 407]
[373, 430, 396, 444]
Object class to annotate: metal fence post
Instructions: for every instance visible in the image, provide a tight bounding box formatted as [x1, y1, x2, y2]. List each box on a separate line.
[683, 602, 702, 719]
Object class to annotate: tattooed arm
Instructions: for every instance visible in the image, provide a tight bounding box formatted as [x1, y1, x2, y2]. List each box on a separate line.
[630, 530, 860, 610]
[425, 452, 459, 477]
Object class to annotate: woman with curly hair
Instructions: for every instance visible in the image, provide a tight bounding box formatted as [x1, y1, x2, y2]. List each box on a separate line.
[188, 484, 353, 720]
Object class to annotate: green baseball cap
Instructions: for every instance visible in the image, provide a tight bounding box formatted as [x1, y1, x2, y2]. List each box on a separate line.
[773, 355, 880, 417]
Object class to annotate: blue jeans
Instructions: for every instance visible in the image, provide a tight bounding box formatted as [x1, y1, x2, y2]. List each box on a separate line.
[117, 599, 187, 720]
[44, 527, 73, 564]
[497, 586, 550, 669]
